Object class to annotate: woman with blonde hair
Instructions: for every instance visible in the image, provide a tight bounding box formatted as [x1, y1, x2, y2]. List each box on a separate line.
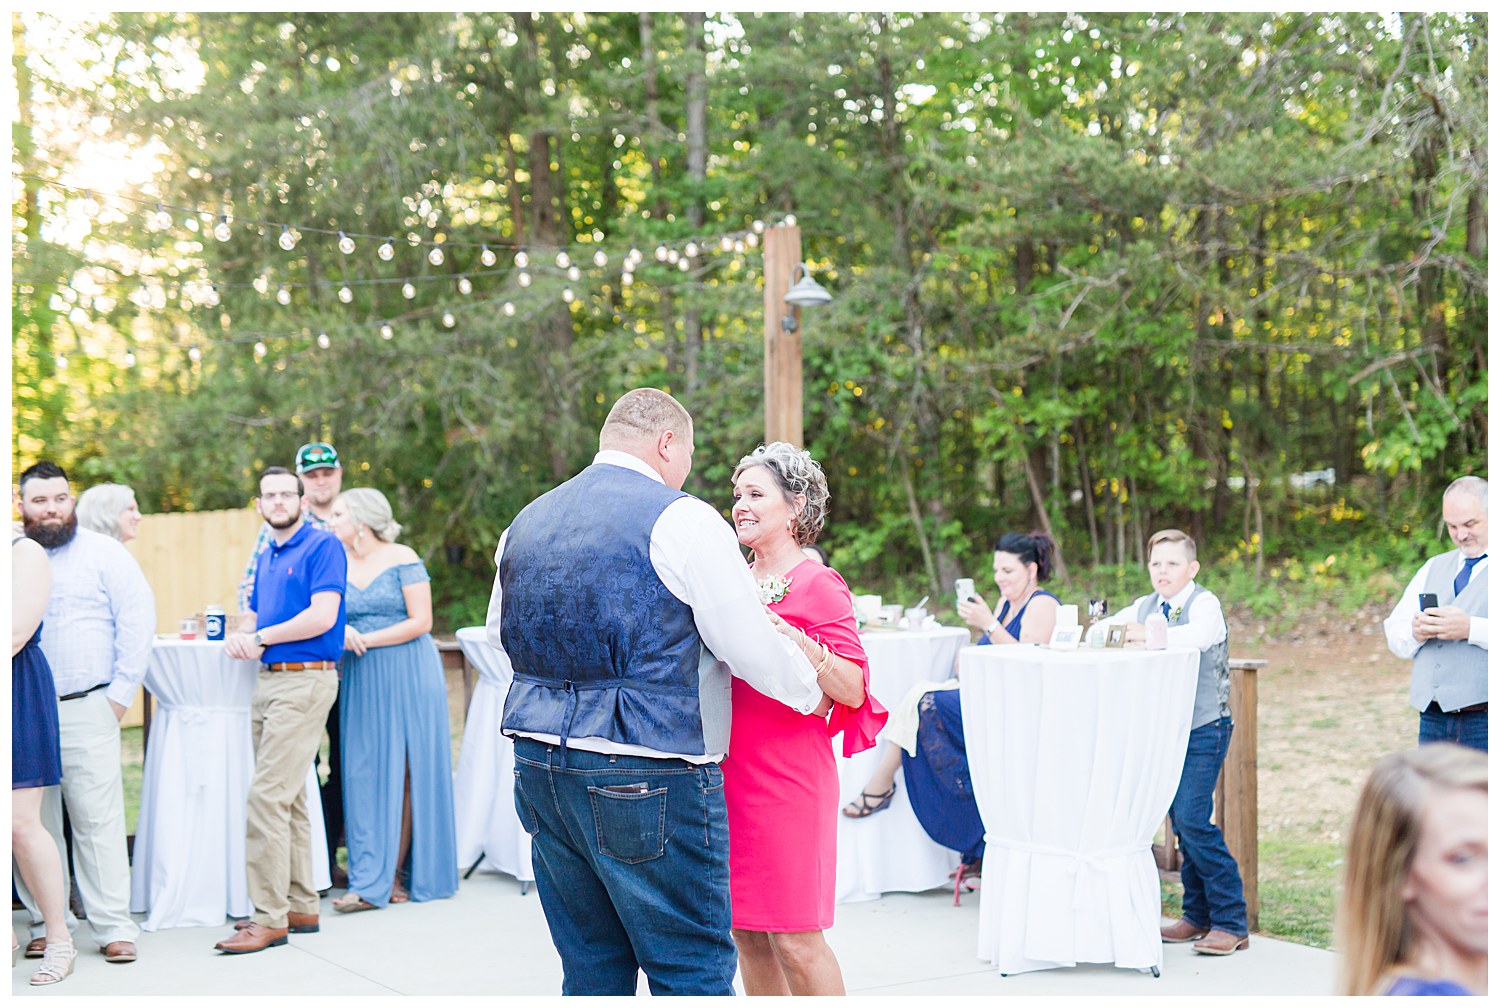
[325, 488, 458, 912]
[75, 484, 142, 543]
[1337, 744, 1487, 995]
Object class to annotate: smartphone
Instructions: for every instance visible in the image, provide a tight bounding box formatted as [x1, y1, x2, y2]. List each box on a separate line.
[1418, 592, 1439, 612]
[955, 578, 976, 605]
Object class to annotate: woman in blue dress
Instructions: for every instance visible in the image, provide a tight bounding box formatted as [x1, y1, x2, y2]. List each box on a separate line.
[841, 531, 1060, 881]
[325, 489, 458, 911]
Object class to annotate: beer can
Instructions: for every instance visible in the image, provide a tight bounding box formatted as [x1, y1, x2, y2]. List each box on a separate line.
[204, 605, 226, 641]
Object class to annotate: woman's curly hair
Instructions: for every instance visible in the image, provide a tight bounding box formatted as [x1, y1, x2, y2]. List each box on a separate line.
[732, 441, 829, 546]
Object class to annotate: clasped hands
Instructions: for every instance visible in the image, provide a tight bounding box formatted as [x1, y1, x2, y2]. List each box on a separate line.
[1412, 605, 1471, 643]
[765, 607, 835, 717]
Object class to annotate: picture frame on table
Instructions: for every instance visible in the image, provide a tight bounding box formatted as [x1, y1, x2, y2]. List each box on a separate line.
[1105, 625, 1128, 648]
[1047, 625, 1082, 650]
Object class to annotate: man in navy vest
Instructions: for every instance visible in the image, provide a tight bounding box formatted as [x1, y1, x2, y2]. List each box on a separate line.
[485, 388, 825, 995]
[1384, 475, 1488, 751]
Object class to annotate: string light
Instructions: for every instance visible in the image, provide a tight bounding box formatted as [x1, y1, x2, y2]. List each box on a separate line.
[188, 345, 202, 362]
[667, 248, 680, 263]
[518, 271, 531, 287]
[338, 231, 355, 255]
[752, 220, 765, 233]
[380, 323, 394, 340]
[514, 250, 529, 268]
[442, 312, 456, 327]
[621, 272, 634, 287]
[593, 250, 608, 268]
[427, 245, 445, 266]
[480, 245, 496, 267]
[214, 216, 232, 242]
[253, 275, 269, 295]
[276, 285, 292, 305]
[402, 282, 416, 299]
[278, 226, 299, 251]
[254, 341, 268, 359]
[457, 275, 473, 295]
[316, 331, 331, 348]
[123, 351, 136, 367]
[566, 266, 580, 281]
[555, 251, 571, 269]
[206, 284, 221, 306]
[654, 246, 668, 261]
[55, 354, 68, 370]
[783, 214, 797, 226]
[502, 301, 515, 316]
[337, 285, 354, 303]
[562, 288, 575, 303]
[677, 258, 690, 271]
[378, 239, 395, 261]
[719, 236, 734, 251]
[685, 242, 699, 257]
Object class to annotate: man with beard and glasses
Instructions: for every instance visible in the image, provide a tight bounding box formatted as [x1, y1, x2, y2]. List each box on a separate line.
[214, 467, 346, 955]
[236, 441, 349, 887]
[13, 460, 153, 966]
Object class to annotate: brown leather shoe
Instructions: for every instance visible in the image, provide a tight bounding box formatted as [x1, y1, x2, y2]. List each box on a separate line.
[233, 912, 318, 934]
[1160, 918, 1210, 943]
[102, 941, 138, 962]
[24, 937, 47, 958]
[1193, 930, 1250, 955]
[214, 923, 288, 955]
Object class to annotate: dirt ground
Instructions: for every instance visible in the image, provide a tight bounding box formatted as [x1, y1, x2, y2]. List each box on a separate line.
[1230, 601, 1414, 846]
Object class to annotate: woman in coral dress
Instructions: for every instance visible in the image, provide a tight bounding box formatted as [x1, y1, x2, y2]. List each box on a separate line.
[721, 443, 887, 996]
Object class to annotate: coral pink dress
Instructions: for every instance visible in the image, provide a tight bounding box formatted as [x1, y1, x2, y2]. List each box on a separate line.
[722, 560, 888, 932]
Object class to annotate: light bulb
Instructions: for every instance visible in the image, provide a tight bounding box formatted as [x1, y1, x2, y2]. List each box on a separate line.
[654, 245, 668, 261]
[685, 242, 699, 257]
[253, 275, 269, 295]
[567, 266, 580, 281]
[254, 341, 268, 358]
[214, 218, 232, 242]
[189, 346, 202, 362]
[207, 285, 221, 306]
[338, 231, 355, 255]
[593, 250, 608, 268]
[734, 240, 745, 253]
[442, 312, 456, 328]
[428, 245, 445, 266]
[677, 258, 690, 271]
[628, 247, 642, 263]
[378, 239, 395, 261]
[123, 351, 136, 368]
[480, 245, 496, 267]
[562, 288, 575, 303]
[502, 301, 515, 316]
[55, 354, 68, 370]
[667, 248, 679, 263]
[752, 219, 765, 233]
[555, 251, 571, 269]
[514, 250, 529, 268]
[338, 285, 353, 303]
[720, 236, 734, 251]
[784, 214, 797, 226]
[746, 232, 759, 247]
[518, 271, 531, 287]
[402, 282, 416, 299]
[276, 285, 291, 305]
[458, 276, 473, 294]
[621, 272, 634, 287]
[380, 323, 394, 340]
[278, 226, 299, 251]
[317, 332, 331, 349]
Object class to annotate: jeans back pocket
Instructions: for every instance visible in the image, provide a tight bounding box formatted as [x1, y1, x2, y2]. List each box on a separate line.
[587, 784, 668, 863]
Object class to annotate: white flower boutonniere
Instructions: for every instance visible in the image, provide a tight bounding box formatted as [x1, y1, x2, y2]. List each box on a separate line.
[756, 573, 793, 606]
[1169, 605, 1183, 623]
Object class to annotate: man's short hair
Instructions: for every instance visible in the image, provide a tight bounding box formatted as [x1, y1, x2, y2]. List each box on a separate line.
[1444, 475, 1487, 509]
[598, 388, 692, 451]
[19, 461, 68, 493]
[260, 466, 304, 496]
[1147, 528, 1197, 562]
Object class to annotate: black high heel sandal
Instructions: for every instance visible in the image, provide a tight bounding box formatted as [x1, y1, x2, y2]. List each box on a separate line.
[841, 785, 897, 819]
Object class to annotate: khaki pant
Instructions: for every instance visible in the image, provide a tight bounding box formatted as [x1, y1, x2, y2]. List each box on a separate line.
[246, 667, 338, 929]
[14, 690, 139, 947]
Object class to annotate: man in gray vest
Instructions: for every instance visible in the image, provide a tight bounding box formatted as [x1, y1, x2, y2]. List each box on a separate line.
[1384, 475, 1488, 751]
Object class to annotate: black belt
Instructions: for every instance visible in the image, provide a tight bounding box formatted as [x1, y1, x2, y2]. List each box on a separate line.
[1426, 701, 1488, 714]
[59, 683, 107, 702]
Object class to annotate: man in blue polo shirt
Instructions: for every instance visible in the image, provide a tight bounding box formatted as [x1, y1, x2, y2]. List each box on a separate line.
[214, 466, 346, 955]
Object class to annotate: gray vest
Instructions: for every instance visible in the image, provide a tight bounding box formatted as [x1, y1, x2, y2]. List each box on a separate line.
[1409, 550, 1489, 712]
[1134, 586, 1231, 730]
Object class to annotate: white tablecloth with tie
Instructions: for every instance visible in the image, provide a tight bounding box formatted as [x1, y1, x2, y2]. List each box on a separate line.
[452, 626, 533, 883]
[835, 625, 970, 903]
[959, 644, 1197, 975]
[129, 639, 331, 930]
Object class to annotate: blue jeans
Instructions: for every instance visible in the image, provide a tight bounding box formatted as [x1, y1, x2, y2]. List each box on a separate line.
[1170, 718, 1248, 937]
[511, 738, 736, 996]
[1418, 704, 1488, 752]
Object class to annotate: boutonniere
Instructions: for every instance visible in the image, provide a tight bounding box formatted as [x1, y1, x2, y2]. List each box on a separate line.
[756, 573, 793, 605]
[1169, 606, 1183, 623]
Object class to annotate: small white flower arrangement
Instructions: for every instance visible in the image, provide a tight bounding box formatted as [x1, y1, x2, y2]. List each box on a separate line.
[756, 573, 794, 605]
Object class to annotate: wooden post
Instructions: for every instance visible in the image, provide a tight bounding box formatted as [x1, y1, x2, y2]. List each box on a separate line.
[1219, 658, 1262, 931]
[763, 223, 803, 447]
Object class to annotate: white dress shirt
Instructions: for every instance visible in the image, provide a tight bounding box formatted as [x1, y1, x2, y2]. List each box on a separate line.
[1384, 554, 1489, 659]
[38, 527, 157, 709]
[485, 449, 823, 762]
[1096, 581, 1228, 652]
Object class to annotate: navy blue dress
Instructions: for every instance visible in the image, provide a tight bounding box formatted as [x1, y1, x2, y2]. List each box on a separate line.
[903, 589, 1058, 865]
[12, 539, 63, 790]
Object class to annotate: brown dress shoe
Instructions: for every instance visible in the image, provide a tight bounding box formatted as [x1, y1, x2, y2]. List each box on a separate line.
[1160, 918, 1210, 943]
[25, 937, 47, 958]
[214, 923, 288, 955]
[102, 941, 137, 962]
[1193, 930, 1250, 955]
[234, 912, 318, 934]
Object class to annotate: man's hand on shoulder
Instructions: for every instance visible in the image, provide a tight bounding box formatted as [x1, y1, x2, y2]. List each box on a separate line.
[1416, 605, 1471, 642]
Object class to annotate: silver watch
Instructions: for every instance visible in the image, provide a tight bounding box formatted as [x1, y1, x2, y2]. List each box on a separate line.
[253, 630, 266, 648]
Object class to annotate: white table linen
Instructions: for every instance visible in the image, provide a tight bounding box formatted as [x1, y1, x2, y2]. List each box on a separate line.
[835, 625, 969, 903]
[453, 626, 534, 883]
[129, 639, 330, 930]
[960, 644, 1197, 975]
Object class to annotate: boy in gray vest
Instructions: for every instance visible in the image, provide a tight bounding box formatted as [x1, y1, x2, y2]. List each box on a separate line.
[1100, 528, 1249, 955]
[1383, 475, 1488, 751]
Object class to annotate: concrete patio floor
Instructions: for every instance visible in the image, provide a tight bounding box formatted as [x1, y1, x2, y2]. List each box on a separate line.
[12, 870, 1336, 998]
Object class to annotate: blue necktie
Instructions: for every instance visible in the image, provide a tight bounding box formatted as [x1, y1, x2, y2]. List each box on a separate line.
[1454, 555, 1485, 596]
[1160, 600, 1172, 621]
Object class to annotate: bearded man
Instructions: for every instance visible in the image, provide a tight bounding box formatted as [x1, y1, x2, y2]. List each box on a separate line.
[14, 460, 154, 965]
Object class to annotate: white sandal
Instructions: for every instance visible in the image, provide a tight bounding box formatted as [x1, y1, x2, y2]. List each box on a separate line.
[29, 941, 76, 986]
